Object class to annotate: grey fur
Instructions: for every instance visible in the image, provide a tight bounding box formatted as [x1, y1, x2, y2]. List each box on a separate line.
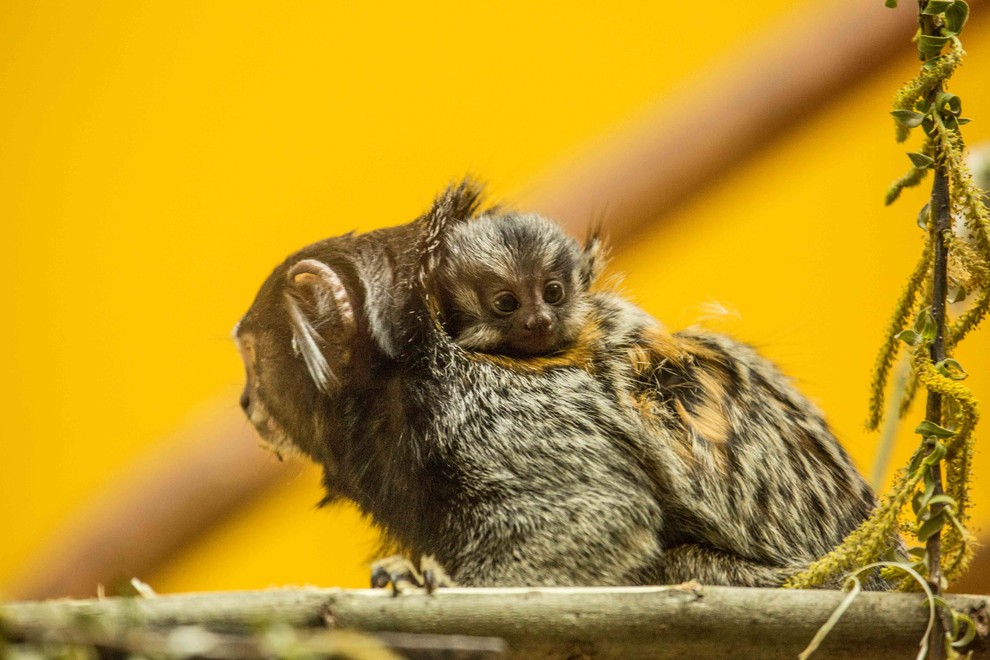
[235, 181, 894, 589]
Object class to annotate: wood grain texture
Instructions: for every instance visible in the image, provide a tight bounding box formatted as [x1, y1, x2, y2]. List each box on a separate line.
[4, 586, 988, 658]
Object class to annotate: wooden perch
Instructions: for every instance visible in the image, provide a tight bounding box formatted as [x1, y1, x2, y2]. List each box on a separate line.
[3, 586, 988, 659]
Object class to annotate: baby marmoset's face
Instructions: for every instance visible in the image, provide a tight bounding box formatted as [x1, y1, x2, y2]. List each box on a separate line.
[439, 212, 591, 356]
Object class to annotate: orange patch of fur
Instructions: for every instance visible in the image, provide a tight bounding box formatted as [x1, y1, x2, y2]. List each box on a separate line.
[630, 328, 734, 471]
[464, 316, 605, 374]
[681, 368, 731, 446]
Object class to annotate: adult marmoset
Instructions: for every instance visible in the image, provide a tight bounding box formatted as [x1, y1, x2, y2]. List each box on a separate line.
[235, 180, 893, 588]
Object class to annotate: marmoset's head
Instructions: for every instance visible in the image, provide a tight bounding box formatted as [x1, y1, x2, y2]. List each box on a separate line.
[438, 213, 603, 356]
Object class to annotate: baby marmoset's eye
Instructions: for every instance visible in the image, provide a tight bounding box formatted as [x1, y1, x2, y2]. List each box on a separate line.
[492, 291, 520, 315]
[543, 281, 564, 304]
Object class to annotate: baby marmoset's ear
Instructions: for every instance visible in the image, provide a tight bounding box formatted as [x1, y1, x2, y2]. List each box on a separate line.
[580, 229, 609, 290]
[283, 258, 357, 395]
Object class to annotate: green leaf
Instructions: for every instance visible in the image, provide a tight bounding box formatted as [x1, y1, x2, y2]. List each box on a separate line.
[916, 420, 957, 438]
[951, 613, 978, 648]
[908, 152, 934, 169]
[922, 0, 954, 14]
[916, 509, 948, 541]
[881, 546, 909, 563]
[917, 203, 931, 230]
[958, 117, 972, 125]
[922, 441, 949, 467]
[884, 0, 897, 7]
[908, 446, 926, 473]
[944, 1, 970, 35]
[896, 329, 923, 346]
[947, 281, 967, 303]
[892, 109, 925, 128]
[915, 473, 937, 513]
[936, 92, 962, 117]
[936, 358, 968, 380]
[918, 35, 951, 57]
[913, 308, 937, 339]
[926, 494, 959, 512]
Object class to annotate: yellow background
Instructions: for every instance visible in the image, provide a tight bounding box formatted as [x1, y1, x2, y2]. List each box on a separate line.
[2, 2, 989, 595]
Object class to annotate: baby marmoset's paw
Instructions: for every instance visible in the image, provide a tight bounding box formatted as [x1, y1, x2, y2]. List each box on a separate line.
[370, 554, 455, 595]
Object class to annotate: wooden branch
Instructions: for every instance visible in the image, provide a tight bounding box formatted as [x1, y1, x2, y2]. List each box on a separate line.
[517, 0, 987, 241]
[925, 146, 953, 658]
[3, 586, 988, 659]
[920, 2, 954, 655]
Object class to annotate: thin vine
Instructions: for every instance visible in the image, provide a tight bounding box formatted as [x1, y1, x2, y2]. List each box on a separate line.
[787, 1, 988, 655]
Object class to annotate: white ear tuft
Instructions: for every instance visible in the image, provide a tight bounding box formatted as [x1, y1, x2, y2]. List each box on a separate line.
[284, 259, 356, 395]
[284, 293, 336, 393]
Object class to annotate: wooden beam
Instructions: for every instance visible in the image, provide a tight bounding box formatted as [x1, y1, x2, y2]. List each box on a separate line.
[3, 586, 988, 658]
[6, 410, 294, 600]
[520, 0, 984, 245]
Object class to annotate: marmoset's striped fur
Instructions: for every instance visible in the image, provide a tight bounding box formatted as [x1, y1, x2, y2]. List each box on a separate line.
[235, 180, 892, 589]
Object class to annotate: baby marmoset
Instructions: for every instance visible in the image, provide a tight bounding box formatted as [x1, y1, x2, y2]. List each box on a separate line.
[436, 212, 601, 356]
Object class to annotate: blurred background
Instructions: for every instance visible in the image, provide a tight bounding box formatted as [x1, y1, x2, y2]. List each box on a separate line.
[2, 1, 989, 599]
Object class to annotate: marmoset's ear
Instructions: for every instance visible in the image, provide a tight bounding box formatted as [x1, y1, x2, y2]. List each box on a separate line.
[284, 258, 356, 395]
[580, 229, 609, 289]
